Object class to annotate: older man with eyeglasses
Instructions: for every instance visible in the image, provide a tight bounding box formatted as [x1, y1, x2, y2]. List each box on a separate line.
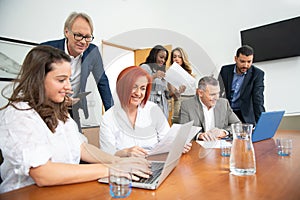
[41, 12, 113, 132]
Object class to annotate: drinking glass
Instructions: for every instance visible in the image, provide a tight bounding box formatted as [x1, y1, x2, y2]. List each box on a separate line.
[276, 138, 292, 156]
[109, 164, 132, 198]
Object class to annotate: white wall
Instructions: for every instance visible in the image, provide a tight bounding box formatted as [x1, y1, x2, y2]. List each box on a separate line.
[1, 0, 300, 115]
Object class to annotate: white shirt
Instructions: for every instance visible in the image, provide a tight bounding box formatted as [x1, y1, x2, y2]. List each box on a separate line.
[0, 102, 87, 193]
[199, 99, 215, 131]
[64, 41, 82, 97]
[99, 101, 170, 155]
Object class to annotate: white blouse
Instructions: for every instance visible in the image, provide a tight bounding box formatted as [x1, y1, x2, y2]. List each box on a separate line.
[99, 101, 170, 155]
[0, 102, 87, 193]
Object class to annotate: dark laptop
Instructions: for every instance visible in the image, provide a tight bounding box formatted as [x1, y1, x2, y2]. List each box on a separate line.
[252, 111, 285, 142]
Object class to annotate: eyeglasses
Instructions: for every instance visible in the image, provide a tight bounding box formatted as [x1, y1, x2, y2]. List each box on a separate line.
[69, 31, 94, 42]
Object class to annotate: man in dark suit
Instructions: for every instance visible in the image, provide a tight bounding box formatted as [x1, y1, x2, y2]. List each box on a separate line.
[42, 12, 113, 132]
[218, 45, 265, 125]
[179, 76, 240, 141]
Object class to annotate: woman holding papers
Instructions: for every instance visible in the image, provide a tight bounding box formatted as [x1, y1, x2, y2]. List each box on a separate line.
[169, 47, 195, 123]
[0, 46, 151, 194]
[140, 45, 171, 118]
[99, 66, 192, 157]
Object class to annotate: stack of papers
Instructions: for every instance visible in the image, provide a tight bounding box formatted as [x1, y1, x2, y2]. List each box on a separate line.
[196, 140, 232, 149]
[148, 125, 201, 155]
[165, 62, 196, 95]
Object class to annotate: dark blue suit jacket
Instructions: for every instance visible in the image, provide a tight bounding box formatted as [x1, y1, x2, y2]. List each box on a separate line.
[218, 64, 265, 124]
[41, 39, 113, 118]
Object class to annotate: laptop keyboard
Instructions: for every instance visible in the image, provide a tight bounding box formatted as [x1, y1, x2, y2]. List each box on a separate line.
[134, 162, 164, 184]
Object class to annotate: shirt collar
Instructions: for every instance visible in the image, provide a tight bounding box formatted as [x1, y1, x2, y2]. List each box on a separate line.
[198, 96, 215, 111]
[234, 65, 247, 75]
[64, 40, 83, 59]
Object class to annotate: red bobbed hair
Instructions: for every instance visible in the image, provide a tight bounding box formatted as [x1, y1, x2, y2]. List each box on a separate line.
[116, 66, 152, 109]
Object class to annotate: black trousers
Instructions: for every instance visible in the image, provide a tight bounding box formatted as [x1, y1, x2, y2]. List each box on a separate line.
[233, 109, 245, 123]
[68, 103, 82, 133]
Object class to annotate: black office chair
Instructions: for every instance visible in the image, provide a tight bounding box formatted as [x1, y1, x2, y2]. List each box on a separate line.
[0, 149, 3, 164]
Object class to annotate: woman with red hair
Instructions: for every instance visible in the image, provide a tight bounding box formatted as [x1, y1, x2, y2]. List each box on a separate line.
[100, 66, 192, 157]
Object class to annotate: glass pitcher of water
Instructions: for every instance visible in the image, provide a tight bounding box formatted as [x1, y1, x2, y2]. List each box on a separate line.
[230, 123, 256, 176]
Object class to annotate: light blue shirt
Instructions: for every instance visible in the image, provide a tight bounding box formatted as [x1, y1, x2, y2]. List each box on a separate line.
[231, 66, 246, 110]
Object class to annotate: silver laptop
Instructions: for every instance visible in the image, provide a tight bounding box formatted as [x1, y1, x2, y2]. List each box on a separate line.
[98, 121, 193, 190]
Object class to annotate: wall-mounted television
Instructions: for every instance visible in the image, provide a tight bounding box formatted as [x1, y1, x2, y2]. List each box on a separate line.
[241, 16, 300, 63]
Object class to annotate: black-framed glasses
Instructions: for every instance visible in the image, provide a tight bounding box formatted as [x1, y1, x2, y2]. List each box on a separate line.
[70, 31, 94, 42]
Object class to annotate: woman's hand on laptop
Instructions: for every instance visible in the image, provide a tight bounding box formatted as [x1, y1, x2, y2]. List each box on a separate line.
[115, 146, 149, 158]
[125, 146, 149, 157]
[115, 157, 152, 181]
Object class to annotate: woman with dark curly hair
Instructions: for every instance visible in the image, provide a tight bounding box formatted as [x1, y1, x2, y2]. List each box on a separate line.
[140, 45, 170, 118]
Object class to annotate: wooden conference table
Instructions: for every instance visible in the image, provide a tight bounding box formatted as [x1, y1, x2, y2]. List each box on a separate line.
[1, 130, 299, 200]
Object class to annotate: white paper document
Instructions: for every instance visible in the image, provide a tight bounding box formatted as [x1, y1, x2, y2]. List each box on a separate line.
[165, 62, 196, 95]
[196, 140, 232, 149]
[148, 124, 201, 156]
